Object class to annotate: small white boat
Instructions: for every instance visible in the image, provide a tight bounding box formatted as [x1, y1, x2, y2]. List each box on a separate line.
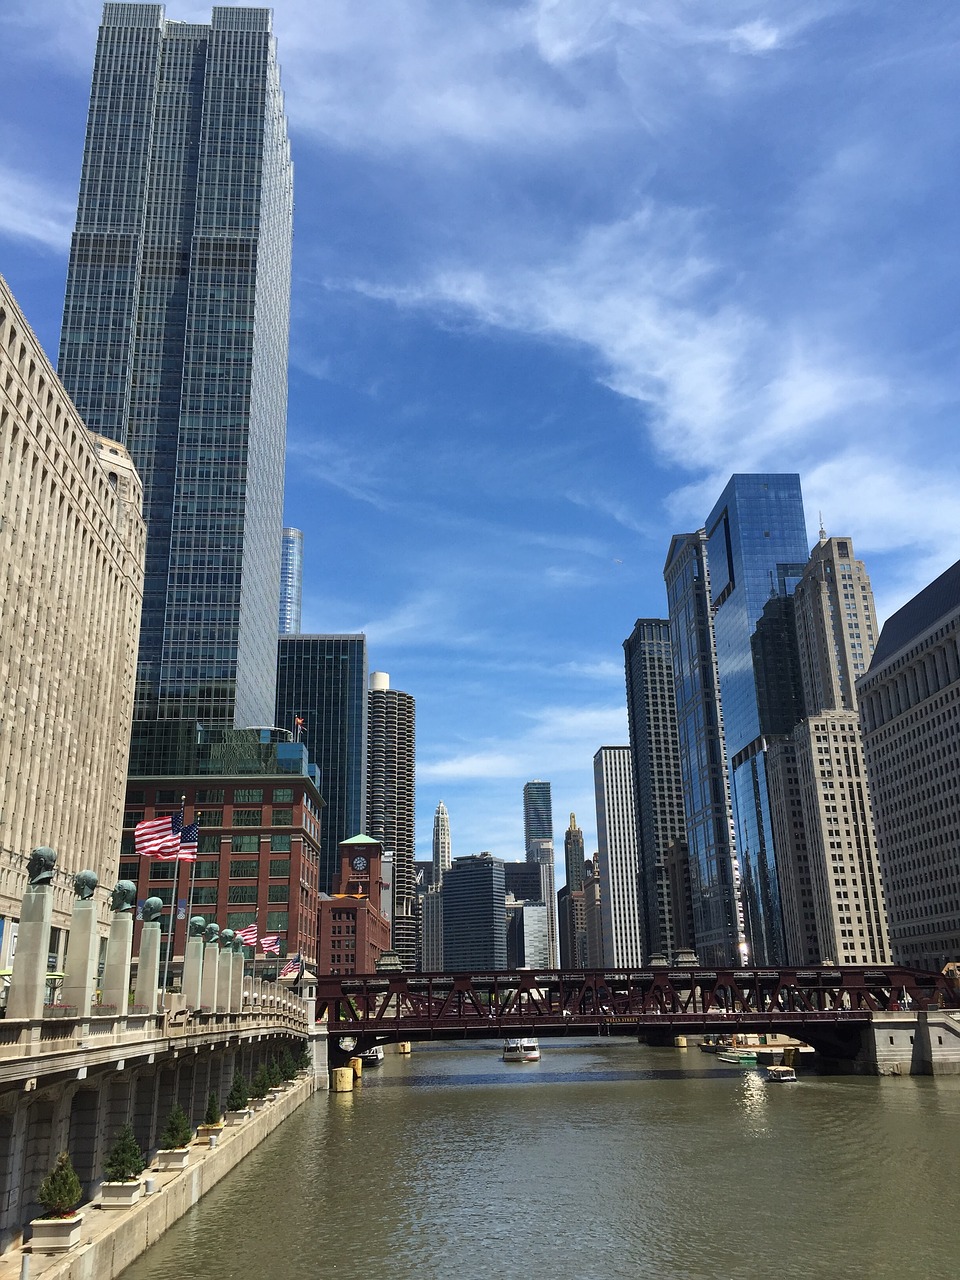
[359, 1045, 385, 1065]
[765, 1064, 798, 1083]
[503, 1037, 540, 1062]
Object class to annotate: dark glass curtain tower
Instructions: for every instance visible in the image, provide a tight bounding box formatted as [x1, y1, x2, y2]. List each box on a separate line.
[59, 5, 292, 743]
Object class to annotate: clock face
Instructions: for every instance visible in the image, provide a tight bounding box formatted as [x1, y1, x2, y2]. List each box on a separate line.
[351, 855, 368, 873]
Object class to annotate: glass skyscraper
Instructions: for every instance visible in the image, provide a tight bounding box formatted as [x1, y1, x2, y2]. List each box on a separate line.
[276, 635, 368, 894]
[279, 527, 303, 634]
[59, 5, 293, 737]
[704, 475, 808, 964]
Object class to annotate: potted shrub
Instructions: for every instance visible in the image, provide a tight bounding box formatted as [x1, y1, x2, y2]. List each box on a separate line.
[279, 1048, 297, 1083]
[100, 1123, 145, 1208]
[296, 1044, 312, 1074]
[30, 1151, 84, 1252]
[250, 1064, 272, 1109]
[224, 1073, 250, 1125]
[156, 1103, 193, 1172]
[196, 1091, 223, 1140]
[266, 1059, 283, 1098]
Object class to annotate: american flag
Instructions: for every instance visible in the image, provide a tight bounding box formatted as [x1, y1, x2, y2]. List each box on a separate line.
[235, 922, 259, 945]
[279, 954, 302, 978]
[260, 935, 281, 954]
[135, 814, 175, 858]
[174, 815, 199, 862]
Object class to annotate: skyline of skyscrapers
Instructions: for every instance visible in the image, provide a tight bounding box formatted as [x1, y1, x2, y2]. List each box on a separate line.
[59, 4, 292, 746]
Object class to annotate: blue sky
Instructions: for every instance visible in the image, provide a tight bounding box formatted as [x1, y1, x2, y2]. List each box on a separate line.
[3, 1, 960, 874]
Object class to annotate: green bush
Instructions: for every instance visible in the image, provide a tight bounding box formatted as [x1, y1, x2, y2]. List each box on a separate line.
[204, 1091, 221, 1126]
[295, 1044, 311, 1071]
[37, 1151, 83, 1218]
[278, 1047, 296, 1081]
[225, 1073, 249, 1111]
[103, 1123, 145, 1183]
[251, 1064, 272, 1099]
[159, 1103, 193, 1149]
[267, 1059, 282, 1088]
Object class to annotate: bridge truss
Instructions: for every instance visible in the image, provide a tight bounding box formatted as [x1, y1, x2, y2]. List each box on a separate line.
[316, 965, 957, 1045]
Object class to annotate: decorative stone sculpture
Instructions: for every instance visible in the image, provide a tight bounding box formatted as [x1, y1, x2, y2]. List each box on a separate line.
[73, 869, 98, 899]
[189, 915, 207, 938]
[27, 846, 57, 885]
[232, 934, 245, 954]
[110, 880, 137, 913]
[219, 928, 235, 950]
[203, 923, 220, 944]
[142, 896, 164, 924]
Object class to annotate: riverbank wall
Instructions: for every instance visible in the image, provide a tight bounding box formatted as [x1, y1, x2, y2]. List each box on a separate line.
[4, 1073, 319, 1280]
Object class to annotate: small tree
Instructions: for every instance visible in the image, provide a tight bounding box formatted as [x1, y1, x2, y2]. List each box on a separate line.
[37, 1152, 83, 1218]
[225, 1072, 249, 1112]
[204, 1091, 221, 1126]
[159, 1103, 193, 1150]
[279, 1048, 296, 1081]
[103, 1123, 145, 1183]
[251, 1064, 272, 1099]
[267, 1059, 282, 1089]
[295, 1044, 311, 1071]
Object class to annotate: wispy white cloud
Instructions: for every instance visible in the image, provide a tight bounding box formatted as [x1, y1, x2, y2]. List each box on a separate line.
[0, 163, 74, 251]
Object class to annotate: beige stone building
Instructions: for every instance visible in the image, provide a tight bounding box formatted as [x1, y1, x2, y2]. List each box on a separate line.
[0, 274, 145, 966]
[858, 559, 960, 970]
[769, 534, 890, 965]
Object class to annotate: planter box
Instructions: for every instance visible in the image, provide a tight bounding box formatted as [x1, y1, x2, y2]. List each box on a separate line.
[90, 1004, 118, 1017]
[100, 1181, 141, 1209]
[156, 1148, 190, 1172]
[42, 1005, 79, 1020]
[196, 1123, 224, 1141]
[30, 1213, 84, 1253]
[225, 1109, 250, 1127]
[250, 1096, 269, 1110]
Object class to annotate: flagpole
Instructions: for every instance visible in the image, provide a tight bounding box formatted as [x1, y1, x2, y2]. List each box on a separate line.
[183, 808, 199, 997]
[160, 796, 185, 1005]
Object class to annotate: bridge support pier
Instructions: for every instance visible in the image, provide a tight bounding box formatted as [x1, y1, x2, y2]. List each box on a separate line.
[858, 1010, 960, 1075]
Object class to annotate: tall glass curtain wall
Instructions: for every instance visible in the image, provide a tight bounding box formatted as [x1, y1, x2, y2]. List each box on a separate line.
[58, 5, 292, 733]
[704, 476, 808, 965]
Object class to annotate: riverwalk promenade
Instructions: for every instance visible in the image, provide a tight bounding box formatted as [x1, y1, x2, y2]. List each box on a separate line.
[0, 1072, 318, 1280]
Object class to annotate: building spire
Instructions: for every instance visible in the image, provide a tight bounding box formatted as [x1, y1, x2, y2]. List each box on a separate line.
[818, 511, 827, 543]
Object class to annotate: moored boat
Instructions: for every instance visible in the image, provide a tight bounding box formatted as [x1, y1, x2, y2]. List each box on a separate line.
[716, 1049, 758, 1065]
[359, 1045, 385, 1065]
[503, 1037, 540, 1062]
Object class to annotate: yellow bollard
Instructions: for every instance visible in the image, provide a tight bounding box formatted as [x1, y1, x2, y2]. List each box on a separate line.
[349, 1055, 363, 1079]
[331, 1067, 354, 1092]
[398, 1041, 412, 1056]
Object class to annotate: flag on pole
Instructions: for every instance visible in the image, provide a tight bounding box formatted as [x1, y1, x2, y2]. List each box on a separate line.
[260, 935, 281, 954]
[135, 814, 175, 857]
[279, 954, 302, 978]
[236, 922, 259, 946]
[174, 815, 199, 862]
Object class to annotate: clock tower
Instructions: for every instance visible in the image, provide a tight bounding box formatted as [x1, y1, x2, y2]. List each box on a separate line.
[336, 834, 385, 907]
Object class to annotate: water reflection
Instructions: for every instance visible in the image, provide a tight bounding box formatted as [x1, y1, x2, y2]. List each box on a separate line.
[119, 1039, 960, 1280]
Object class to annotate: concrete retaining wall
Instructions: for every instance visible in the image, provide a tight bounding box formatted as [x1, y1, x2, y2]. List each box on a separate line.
[23, 1074, 318, 1280]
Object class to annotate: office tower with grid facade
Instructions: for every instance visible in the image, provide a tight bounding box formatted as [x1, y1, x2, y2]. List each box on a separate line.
[276, 635, 368, 894]
[594, 746, 643, 967]
[623, 619, 688, 962]
[704, 475, 808, 964]
[279, 527, 303, 634]
[855, 560, 960, 969]
[664, 531, 744, 967]
[523, 779, 558, 965]
[442, 854, 507, 971]
[59, 5, 292, 748]
[367, 673, 417, 970]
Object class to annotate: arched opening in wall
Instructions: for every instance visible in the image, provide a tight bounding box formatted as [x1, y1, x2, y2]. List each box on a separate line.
[22, 1098, 55, 1222]
[68, 1088, 100, 1198]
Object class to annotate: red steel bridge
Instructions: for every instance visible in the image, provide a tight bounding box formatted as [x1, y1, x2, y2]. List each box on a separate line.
[316, 965, 959, 1060]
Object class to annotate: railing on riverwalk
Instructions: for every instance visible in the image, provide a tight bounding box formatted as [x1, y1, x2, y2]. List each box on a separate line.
[0, 979, 309, 1075]
[315, 965, 959, 1039]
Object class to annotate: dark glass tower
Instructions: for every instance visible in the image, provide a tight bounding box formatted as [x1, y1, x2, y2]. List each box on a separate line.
[442, 854, 507, 971]
[59, 5, 292, 738]
[623, 619, 687, 961]
[276, 635, 368, 894]
[704, 475, 808, 964]
[664, 531, 744, 967]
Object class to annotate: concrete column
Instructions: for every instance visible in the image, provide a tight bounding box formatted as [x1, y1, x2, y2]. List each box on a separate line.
[200, 942, 219, 1012]
[101, 912, 134, 1015]
[182, 934, 203, 1010]
[61, 897, 100, 1015]
[216, 950, 232, 1013]
[7, 883, 54, 1021]
[133, 921, 162, 1016]
[230, 951, 244, 1012]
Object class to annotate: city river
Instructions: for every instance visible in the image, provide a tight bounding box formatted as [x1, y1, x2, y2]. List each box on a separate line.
[120, 1038, 960, 1280]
